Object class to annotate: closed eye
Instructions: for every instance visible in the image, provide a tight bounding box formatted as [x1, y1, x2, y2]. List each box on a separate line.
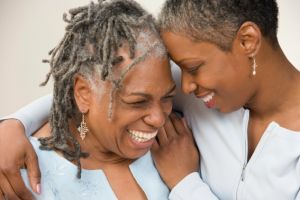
[163, 94, 175, 100]
[126, 100, 147, 105]
[187, 65, 200, 74]
[186, 62, 205, 75]
[162, 85, 176, 100]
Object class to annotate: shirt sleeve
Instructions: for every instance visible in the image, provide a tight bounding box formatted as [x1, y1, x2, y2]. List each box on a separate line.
[296, 159, 300, 200]
[0, 94, 52, 137]
[169, 172, 219, 200]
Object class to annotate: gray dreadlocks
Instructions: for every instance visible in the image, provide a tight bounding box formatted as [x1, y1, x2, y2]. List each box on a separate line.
[39, 0, 166, 178]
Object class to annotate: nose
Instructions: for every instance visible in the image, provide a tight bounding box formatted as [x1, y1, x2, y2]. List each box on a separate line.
[144, 103, 167, 128]
[181, 73, 197, 94]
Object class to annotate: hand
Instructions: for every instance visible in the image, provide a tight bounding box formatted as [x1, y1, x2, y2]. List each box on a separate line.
[151, 113, 200, 189]
[0, 120, 41, 200]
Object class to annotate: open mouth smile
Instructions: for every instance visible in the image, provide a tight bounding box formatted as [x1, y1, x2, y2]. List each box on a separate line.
[128, 130, 158, 143]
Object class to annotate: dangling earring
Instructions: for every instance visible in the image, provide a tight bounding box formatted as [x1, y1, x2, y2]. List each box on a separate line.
[251, 56, 258, 76]
[77, 113, 89, 140]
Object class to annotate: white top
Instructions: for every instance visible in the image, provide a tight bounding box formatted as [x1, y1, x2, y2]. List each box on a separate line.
[3, 66, 300, 200]
[170, 66, 300, 200]
[21, 137, 169, 200]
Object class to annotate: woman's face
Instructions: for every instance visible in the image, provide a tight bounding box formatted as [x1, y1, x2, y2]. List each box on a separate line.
[161, 31, 255, 113]
[87, 49, 175, 160]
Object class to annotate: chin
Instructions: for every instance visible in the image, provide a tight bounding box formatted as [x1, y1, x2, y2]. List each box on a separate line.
[123, 149, 150, 160]
[217, 106, 236, 113]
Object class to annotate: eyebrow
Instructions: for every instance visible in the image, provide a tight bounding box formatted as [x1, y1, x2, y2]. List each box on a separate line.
[177, 58, 200, 65]
[176, 59, 186, 65]
[164, 84, 177, 96]
[128, 84, 176, 98]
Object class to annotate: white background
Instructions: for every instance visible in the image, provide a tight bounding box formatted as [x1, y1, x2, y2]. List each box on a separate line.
[0, 0, 299, 116]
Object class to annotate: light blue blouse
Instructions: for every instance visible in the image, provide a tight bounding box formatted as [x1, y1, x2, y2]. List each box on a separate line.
[21, 137, 169, 200]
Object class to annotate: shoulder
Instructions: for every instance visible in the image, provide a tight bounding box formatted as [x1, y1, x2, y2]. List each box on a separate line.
[28, 122, 51, 152]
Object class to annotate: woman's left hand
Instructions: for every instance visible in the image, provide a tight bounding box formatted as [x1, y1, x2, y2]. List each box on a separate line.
[151, 112, 200, 189]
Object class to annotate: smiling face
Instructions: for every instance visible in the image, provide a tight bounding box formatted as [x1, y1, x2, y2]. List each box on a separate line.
[80, 45, 175, 160]
[162, 31, 256, 113]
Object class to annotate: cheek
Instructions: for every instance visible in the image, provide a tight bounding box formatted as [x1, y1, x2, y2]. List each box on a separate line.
[212, 62, 246, 93]
[218, 81, 250, 110]
[194, 73, 223, 91]
[194, 63, 229, 88]
[165, 101, 173, 115]
[112, 106, 144, 131]
[87, 98, 112, 134]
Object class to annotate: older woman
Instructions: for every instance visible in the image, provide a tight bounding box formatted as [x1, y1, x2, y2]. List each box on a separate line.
[0, 0, 198, 199]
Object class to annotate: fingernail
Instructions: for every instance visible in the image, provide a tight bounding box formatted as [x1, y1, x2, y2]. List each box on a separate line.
[36, 184, 41, 194]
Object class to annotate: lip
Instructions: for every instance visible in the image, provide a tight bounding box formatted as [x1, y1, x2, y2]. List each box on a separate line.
[196, 92, 216, 109]
[196, 93, 210, 99]
[204, 98, 216, 108]
[130, 130, 157, 133]
[129, 136, 156, 149]
[195, 91, 213, 99]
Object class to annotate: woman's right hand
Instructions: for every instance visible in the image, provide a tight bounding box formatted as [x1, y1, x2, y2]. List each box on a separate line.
[0, 120, 41, 200]
[151, 113, 200, 189]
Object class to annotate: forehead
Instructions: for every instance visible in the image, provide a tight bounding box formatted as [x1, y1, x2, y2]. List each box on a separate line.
[120, 54, 173, 95]
[109, 30, 172, 95]
[161, 31, 224, 63]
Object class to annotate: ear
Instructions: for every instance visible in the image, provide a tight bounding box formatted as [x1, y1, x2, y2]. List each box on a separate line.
[235, 21, 261, 57]
[74, 74, 92, 113]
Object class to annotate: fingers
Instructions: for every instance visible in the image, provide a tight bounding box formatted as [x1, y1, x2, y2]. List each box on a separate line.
[155, 112, 193, 149]
[0, 172, 21, 200]
[0, 120, 38, 200]
[181, 118, 193, 137]
[151, 138, 159, 152]
[25, 149, 41, 195]
[2, 169, 34, 200]
[156, 127, 168, 146]
[0, 188, 4, 200]
[157, 112, 188, 144]
[169, 113, 193, 137]
[163, 114, 178, 139]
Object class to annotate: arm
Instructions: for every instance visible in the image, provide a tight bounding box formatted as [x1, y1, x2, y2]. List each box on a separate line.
[169, 173, 219, 200]
[0, 94, 52, 200]
[0, 94, 53, 136]
[296, 159, 300, 200]
[151, 113, 219, 200]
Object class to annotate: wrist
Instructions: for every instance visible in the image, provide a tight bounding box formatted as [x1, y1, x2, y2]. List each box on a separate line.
[167, 170, 198, 189]
[169, 172, 210, 199]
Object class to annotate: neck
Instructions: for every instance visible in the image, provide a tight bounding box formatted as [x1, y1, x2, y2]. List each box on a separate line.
[70, 123, 131, 169]
[244, 43, 300, 119]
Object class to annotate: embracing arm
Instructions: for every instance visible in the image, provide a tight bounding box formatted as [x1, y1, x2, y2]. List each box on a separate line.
[1, 94, 53, 136]
[169, 173, 219, 200]
[0, 94, 52, 200]
[154, 63, 219, 199]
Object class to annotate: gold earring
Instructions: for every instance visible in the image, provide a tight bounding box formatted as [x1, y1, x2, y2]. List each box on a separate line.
[77, 113, 89, 140]
[251, 56, 258, 76]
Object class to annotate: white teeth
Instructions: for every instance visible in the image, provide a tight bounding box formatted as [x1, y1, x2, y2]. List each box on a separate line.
[201, 92, 215, 103]
[128, 130, 158, 143]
